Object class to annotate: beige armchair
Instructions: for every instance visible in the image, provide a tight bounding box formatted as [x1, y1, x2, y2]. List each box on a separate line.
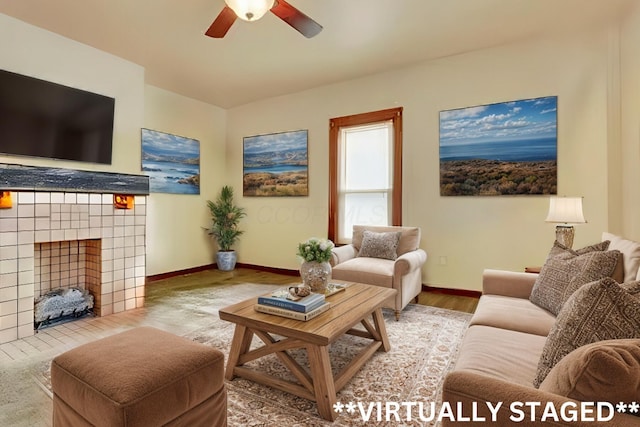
[330, 225, 427, 320]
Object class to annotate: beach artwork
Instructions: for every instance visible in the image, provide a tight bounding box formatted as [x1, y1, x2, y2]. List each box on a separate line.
[243, 130, 308, 197]
[141, 129, 200, 194]
[439, 96, 557, 196]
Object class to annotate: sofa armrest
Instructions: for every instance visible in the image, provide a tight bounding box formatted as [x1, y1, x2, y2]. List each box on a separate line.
[394, 249, 427, 276]
[442, 370, 638, 427]
[330, 244, 357, 267]
[482, 269, 538, 299]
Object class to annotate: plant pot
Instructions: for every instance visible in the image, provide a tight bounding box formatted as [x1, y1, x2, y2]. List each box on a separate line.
[216, 251, 237, 271]
[300, 261, 332, 293]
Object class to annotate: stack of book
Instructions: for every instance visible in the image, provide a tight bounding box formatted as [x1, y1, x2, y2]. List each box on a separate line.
[255, 289, 330, 321]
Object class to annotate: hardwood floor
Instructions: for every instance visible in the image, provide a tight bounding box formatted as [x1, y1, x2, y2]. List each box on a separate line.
[148, 267, 479, 315]
[417, 291, 478, 314]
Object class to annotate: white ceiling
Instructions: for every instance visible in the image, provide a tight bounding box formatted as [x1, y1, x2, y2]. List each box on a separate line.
[0, 0, 635, 108]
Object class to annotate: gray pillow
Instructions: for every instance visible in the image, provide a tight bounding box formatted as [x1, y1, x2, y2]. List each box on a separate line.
[530, 241, 621, 315]
[357, 230, 402, 260]
[533, 278, 640, 388]
[547, 240, 610, 257]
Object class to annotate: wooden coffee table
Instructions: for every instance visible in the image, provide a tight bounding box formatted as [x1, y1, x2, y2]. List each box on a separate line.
[219, 282, 396, 421]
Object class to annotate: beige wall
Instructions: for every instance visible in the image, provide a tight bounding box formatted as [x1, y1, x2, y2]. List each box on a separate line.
[143, 85, 227, 275]
[0, 14, 144, 174]
[620, 6, 640, 241]
[0, 15, 227, 276]
[3, 11, 639, 290]
[228, 28, 622, 291]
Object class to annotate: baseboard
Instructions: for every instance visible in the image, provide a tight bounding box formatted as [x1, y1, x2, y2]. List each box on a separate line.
[236, 263, 300, 277]
[146, 264, 216, 283]
[146, 263, 299, 283]
[421, 284, 481, 298]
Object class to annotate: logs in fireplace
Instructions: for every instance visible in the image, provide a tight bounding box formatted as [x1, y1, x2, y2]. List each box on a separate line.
[34, 288, 94, 330]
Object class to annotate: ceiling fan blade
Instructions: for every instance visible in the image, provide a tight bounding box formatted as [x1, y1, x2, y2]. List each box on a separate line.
[205, 6, 237, 38]
[270, 0, 322, 38]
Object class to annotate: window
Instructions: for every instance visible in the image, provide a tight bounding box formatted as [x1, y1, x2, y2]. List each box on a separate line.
[329, 107, 403, 244]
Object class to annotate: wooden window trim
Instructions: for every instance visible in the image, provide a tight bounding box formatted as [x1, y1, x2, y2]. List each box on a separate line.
[328, 107, 403, 242]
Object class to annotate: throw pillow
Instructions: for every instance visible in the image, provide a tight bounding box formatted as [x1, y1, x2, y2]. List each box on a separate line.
[603, 232, 640, 282]
[533, 278, 640, 388]
[357, 230, 402, 260]
[529, 241, 621, 315]
[539, 339, 640, 404]
[547, 239, 610, 258]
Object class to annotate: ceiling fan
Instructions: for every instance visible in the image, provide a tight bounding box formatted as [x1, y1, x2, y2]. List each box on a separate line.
[205, 0, 323, 39]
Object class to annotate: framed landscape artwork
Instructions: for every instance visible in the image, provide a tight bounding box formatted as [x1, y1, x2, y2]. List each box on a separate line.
[141, 129, 200, 194]
[439, 96, 558, 196]
[243, 129, 308, 197]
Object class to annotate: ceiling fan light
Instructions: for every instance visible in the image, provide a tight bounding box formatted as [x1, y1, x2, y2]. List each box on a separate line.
[224, 0, 275, 22]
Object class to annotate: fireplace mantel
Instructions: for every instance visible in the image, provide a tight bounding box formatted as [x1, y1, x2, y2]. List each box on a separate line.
[0, 163, 149, 195]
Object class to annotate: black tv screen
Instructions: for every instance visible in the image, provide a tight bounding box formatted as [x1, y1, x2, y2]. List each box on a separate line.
[0, 69, 114, 164]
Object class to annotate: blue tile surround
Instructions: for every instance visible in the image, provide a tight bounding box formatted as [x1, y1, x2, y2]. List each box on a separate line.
[0, 163, 149, 195]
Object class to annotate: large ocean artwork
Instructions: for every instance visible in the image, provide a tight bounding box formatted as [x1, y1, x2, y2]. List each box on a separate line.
[439, 96, 557, 196]
[141, 129, 200, 194]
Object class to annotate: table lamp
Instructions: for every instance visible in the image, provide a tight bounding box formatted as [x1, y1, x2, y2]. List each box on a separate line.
[545, 196, 586, 248]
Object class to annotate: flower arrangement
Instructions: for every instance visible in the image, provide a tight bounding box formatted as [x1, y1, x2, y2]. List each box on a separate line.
[297, 237, 335, 263]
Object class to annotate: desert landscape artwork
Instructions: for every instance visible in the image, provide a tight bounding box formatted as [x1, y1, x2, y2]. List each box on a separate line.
[439, 96, 557, 196]
[243, 130, 308, 197]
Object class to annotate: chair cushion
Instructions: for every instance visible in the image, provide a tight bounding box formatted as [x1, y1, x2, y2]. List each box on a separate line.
[539, 339, 640, 404]
[454, 325, 546, 386]
[470, 294, 556, 336]
[529, 240, 622, 315]
[533, 278, 640, 388]
[331, 257, 394, 287]
[603, 232, 640, 282]
[352, 225, 420, 256]
[357, 230, 401, 260]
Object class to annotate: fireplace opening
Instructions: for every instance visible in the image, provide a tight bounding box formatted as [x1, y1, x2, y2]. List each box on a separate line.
[33, 239, 102, 329]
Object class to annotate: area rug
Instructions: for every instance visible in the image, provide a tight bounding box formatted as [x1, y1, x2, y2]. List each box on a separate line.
[188, 303, 471, 426]
[34, 285, 471, 426]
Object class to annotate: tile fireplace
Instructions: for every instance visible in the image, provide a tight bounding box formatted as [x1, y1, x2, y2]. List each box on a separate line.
[0, 164, 149, 344]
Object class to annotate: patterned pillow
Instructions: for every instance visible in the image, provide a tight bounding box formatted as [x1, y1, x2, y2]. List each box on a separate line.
[547, 240, 610, 258]
[357, 230, 402, 260]
[533, 278, 640, 388]
[530, 241, 621, 315]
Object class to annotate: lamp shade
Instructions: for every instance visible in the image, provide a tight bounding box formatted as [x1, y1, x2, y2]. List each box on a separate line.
[545, 196, 586, 224]
[225, 0, 275, 21]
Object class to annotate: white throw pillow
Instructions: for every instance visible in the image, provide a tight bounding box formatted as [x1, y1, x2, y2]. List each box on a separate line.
[602, 232, 640, 282]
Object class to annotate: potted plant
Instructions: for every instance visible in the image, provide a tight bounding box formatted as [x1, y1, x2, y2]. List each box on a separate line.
[207, 186, 246, 271]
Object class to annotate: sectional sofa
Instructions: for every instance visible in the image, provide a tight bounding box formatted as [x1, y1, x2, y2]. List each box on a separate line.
[442, 233, 640, 426]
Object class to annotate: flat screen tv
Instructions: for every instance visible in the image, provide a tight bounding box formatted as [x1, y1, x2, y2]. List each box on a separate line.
[0, 69, 114, 164]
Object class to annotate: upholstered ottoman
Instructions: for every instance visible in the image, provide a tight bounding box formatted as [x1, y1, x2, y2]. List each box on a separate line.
[51, 326, 226, 426]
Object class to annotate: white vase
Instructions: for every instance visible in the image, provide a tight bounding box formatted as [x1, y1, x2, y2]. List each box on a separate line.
[300, 261, 332, 293]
